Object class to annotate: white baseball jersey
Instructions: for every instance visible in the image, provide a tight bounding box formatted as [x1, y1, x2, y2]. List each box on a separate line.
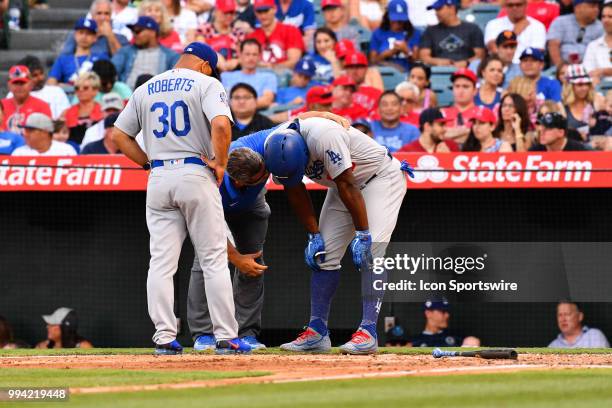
[114, 68, 232, 160]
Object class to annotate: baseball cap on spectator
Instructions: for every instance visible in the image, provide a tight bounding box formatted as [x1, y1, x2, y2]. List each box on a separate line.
[19, 113, 54, 133]
[419, 107, 450, 127]
[427, 0, 457, 11]
[352, 118, 371, 131]
[451, 68, 477, 84]
[306, 85, 334, 105]
[8, 65, 30, 84]
[294, 58, 316, 77]
[104, 112, 120, 129]
[42, 307, 73, 325]
[183, 42, 220, 79]
[333, 75, 357, 88]
[470, 106, 496, 123]
[423, 297, 450, 312]
[253, 0, 275, 11]
[321, 0, 342, 9]
[101, 92, 124, 111]
[344, 51, 368, 67]
[496, 30, 518, 47]
[74, 17, 97, 34]
[128, 16, 160, 33]
[520, 47, 544, 62]
[537, 112, 567, 130]
[566, 64, 592, 84]
[216, 0, 236, 12]
[334, 39, 356, 59]
[388, 0, 409, 22]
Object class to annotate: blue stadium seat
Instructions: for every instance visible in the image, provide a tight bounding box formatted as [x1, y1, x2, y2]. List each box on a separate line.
[459, 4, 501, 32]
[260, 103, 302, 117]
[430, 66, 456, 107]
[349, 18, 372, 53]
[377, 65, 406, 91]
[597, 80, 612, 95]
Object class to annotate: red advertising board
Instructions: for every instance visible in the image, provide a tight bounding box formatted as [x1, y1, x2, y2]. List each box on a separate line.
[0, 152, 610, 191]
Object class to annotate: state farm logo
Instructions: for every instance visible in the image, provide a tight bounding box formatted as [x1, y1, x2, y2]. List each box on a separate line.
[410, 155, 448, 183]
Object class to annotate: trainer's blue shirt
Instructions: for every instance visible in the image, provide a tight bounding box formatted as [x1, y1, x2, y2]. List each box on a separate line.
[220, 127, 278, 213]
[537, 76, 562, 102]
[0, 131, 25, 154]
[371, 120, 420, 152]
[274, 0, 316, 32]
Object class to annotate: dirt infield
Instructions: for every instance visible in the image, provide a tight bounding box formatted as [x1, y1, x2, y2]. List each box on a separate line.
[2, 352, 612, 394]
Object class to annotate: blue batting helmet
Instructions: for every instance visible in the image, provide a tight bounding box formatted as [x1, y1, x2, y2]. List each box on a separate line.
[263, 126, 309, 185]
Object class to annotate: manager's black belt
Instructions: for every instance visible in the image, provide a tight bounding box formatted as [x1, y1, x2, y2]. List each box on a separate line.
[150, 157, 206, 169]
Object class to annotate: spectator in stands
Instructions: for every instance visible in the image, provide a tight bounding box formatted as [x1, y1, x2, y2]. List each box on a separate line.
[529, 111, 589, 151]
[139, 0, 183, 53]
[80, 92, 124, 149]
[234, 0, 257, 31]
[276, 57, 315, 105]
[463, 106, 513, 152]
[230, 83, 276, 139]
[583, 1, 612, 83]
[443, 68, 479, 143]
[497, 0, 560, 31]
[247, 0, 305, 69]
[221, 39, 278, 109]
[271, 85, 334, 122]
[92, 60, 131, 103]
[474, 55, 504, 111]
[394, 81, 420, 126]
[109, 0, 139, 41]
[60, 72, 104, 147]
[547, 0, 603, 67]
[12, 113, 76, 156]
[81, 113, 121, 154]
[409, 62, 438, 109]
[562, 64, 604, 140]
[321, 0, 360, 45]
[508, 76, 541, 124]
[399, 107, 459, 152]
[405, 0, 439, 29]
[350, 0, 384, 31]
[53, 121, 70, 144]
[48, 18, 109, 87]
[493, 93, 532, 151]
[371, 90, 420, 151]
[11, 56, 70, 120]
[409, 298, 480, 347]
[548, 301, 610, 348]
[330, 75, 369, 121]
[343, 52, 383, 115]
[309, 28, 342, 85]
[419, 0, 485, 67]
[370, 0, 421, 72]
[493, 31, 522, 87]
[1, 65, 52, 135]
[36, 308, 92, 349]
[111, 16, 180, 90]
[275, 0, 316, 42]
[163, 0, 198, 43]
[0, 102, 25, 154]
[519, 47, 562, 103]
[352, 118, 373, 136]
[484, 0, 546, 63]
[0, 316, 18, 349]
[62, 0, 129, 56]
[191, 0, 246, 72]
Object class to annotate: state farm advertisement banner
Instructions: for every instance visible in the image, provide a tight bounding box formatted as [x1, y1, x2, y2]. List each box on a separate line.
[0, 152, 611, 191]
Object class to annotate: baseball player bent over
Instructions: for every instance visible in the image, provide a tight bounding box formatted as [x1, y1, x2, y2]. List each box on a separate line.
[228, 117, 413, 354]
[112, 42, 251, 355]
[188, 112, 350, 352]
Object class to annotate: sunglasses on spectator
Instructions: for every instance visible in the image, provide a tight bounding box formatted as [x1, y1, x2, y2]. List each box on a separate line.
[75, 85, 94, 91]
[96, 11, 111, 15]
[577, 27, 586, 44]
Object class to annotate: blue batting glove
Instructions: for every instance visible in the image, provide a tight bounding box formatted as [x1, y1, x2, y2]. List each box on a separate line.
[305, 232, 326, 270]
[350, 230, 372, 268]
[400, 160, 415, 179]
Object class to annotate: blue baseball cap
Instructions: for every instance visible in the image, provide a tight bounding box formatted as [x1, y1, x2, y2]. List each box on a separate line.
[520, 47, 545, 62]
[294, 58, 316, 77]
[128, 16, 160, 33]
[427, 0, 457, 10]
[74, 17, 97, 33]
[183, 42, 220, 79]
[388, 0, 409, 22]
[574, 0, 601, 5]
[423, 297, 450, 312]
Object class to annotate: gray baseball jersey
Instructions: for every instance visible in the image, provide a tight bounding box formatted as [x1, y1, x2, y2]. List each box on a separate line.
[115, 68, 239, 345]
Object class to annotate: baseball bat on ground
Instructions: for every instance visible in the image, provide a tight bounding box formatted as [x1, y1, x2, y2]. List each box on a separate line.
[432, 348, 518, 360]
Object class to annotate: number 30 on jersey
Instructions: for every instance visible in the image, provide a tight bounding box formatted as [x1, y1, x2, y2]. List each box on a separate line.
[151, 101, 191, 138]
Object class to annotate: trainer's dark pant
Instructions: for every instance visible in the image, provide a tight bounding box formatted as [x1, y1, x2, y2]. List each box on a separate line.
[187, 197, 270, 339]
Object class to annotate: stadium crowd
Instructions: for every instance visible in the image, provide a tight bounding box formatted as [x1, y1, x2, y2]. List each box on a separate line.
[1, 0, 612, 155]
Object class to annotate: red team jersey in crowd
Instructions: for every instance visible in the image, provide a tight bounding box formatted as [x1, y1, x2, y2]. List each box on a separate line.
[1, 96, 52, 134]
[353, 86, 382, 115]
[497, 2, 560, 30]
[332, 104, 369, 122]
[63, 103, 104, 128]
[159, 31, 184, 53]
[247, 23, 305, 64]
[442, 105, 480, 128]
[196, 23, 246, 60]
[398, 138, 460, 152]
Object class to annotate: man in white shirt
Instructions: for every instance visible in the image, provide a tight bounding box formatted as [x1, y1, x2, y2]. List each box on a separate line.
[80, 92, 124, 149]
[548, 301, 610, 348]
[484, 0, 546, 64]
[12, 113, 76, 156]
[583, 1, 612, 83]
[405, 0, 438, 28]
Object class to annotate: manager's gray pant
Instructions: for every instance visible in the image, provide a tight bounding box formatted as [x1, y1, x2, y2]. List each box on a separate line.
[187, 199, 270, 339]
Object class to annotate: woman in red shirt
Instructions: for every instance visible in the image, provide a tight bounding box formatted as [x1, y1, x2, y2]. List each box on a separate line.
[139, 0, 183, 53]
[60, 72, 104, 147]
